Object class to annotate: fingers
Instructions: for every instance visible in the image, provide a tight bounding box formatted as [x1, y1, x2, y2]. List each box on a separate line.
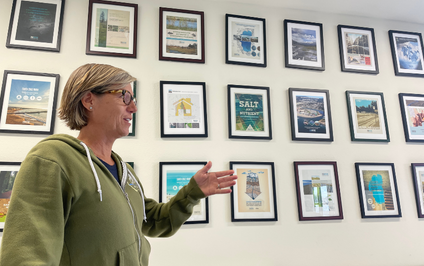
[212, 169, 235, 178]
[198, 161, 212, 175]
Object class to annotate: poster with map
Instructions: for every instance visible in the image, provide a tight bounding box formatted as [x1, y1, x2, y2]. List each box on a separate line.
[226, 14, 266, 67]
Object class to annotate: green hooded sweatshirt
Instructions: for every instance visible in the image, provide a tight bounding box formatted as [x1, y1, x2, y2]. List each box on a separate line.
[0, 134, 205, 266]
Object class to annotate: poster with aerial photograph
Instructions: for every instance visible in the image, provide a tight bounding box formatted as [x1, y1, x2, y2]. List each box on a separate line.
[411, 163, 424, 218]
[227, 84, 272, 139]
[159, 7, 205, 63]
[284, 20, 325, 71]
[288, 88, 333, 141]
[159, 162, 209, 224]
[346, 91, 389, 142]
[294, 162, 343, 221]
[225, 14, 266, 67]
[338, 25, 379, 74]
[160, 81, 207, 138]
[230, 162, 277, 222]
[389, 30, 424, 77]
[0, 162, 20, 231]
[399, 93, 424, 142]
[86, 0, 138, 58]
[355, 163, 401, 218]
[0, 70, 59, 134]
[6, 0, 65, 52]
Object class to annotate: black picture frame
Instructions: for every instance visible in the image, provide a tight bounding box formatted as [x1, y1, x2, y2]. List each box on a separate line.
[225, 14, 267, 67]
[346, 91, 390, 142]
[355, 163, 401, 218]
[411, 163, 424, 218]
[388, 30, 424, 77]
[159, 7, 205, 64]
[160, 81, 208, 138]
[284, 19, 325, 71]
[86, 0, 138, 58]
[227, 84, 272, 140]
[0, 162, 21, 232]
[6, 0, 65, 52]
[159, 161, 209, 224]
[337, 25, 379, 74]
[399, 93, 424, 142]
[294, 161, 343, 221]
[288, 88, 333, 141]
[230, 161, 278, 222]
[127, 81, 136, 136]
[0, 70, 60, 135]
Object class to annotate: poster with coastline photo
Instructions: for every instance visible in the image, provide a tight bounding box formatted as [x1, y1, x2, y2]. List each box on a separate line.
[87, 1, 137, 57]
[160, 8, 204, 63]
[160, 81, 207, 137]
[294, 162, 343, 221]
[6, 0, 65, 52]
[355, 163, 401, 218]
[228, 85, 271, 139]
[338, 25, 378, 74]
[159, 162, 208, 224]
[0, 71, 59, 134]
[226, 14, 266, 67]
[0, 162, 20, 231]
[411, 163, 424, 218]
[289, 88, 333, 141]
[284, 20, 324, 71]
[399, 93, 424, 142]
[230, 162, 277, 222]
[346, 91, 389, 142]
[389, 30, 424, 77]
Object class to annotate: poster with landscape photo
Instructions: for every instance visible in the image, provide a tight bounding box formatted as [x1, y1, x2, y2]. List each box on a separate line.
[346, 91, 389, 141]
[289, 88, 333, 141]
[160, 8, 204, 63]
[0, 162, 20, 231]
[0, 71, 59, 134]
[284, 20, 324, 71]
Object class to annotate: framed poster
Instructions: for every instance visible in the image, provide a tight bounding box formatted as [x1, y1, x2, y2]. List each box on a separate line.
[6, 0, 65, 52]
[288, 88, 333, 141]
[337, 25, 379, 74]
[355, 163, 401, 218]
[0, 162, 20, 231]
[411, 163, 424, 218]
[127, 81, 136, 136]
[294, 162, 343, 221]
[159, 7, 205, 63]
[227, 84, 272, 140]
[160, 81, 208, 138]
[284, 19, 325, 71]
[346, 91, 389, 142]
[399, 93, 424, 142]
[225, 14, 266, 67]
[159, 162, 209, 224]
[388, 30, 424, 77]
[86, 0, 138, 58]
[127, 162, 134, 169]
[230, 162, 277, 222]
[0, 70, 60, 134]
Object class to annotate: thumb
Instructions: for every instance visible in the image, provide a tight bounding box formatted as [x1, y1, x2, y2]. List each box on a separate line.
[199, 161, 212, 174]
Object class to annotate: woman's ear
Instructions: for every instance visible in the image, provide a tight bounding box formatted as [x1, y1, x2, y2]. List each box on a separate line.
[81, 92, 94, 111]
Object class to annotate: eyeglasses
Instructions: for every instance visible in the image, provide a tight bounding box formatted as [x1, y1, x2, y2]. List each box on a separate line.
[106, 90, 137, 106]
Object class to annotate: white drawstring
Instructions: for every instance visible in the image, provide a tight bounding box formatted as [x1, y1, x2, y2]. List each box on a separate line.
[80, 141, 103, 201]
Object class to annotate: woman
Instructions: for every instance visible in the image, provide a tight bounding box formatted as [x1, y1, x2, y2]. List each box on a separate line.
[0, 64, 237, 266]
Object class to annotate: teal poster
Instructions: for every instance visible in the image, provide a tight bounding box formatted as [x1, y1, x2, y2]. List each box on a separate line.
[165, 170, 196, 202]
[235, 93, 264, 131]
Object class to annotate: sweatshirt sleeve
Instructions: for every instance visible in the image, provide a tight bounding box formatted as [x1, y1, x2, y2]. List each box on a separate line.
[141, 177, 205, 238]
[0, 155, 74, 266]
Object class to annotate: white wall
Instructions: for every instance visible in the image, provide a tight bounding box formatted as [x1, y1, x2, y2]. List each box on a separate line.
[1, 0, 423, 265]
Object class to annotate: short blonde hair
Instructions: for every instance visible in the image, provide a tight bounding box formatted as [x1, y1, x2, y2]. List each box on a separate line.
[58, 63, 136, 130]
